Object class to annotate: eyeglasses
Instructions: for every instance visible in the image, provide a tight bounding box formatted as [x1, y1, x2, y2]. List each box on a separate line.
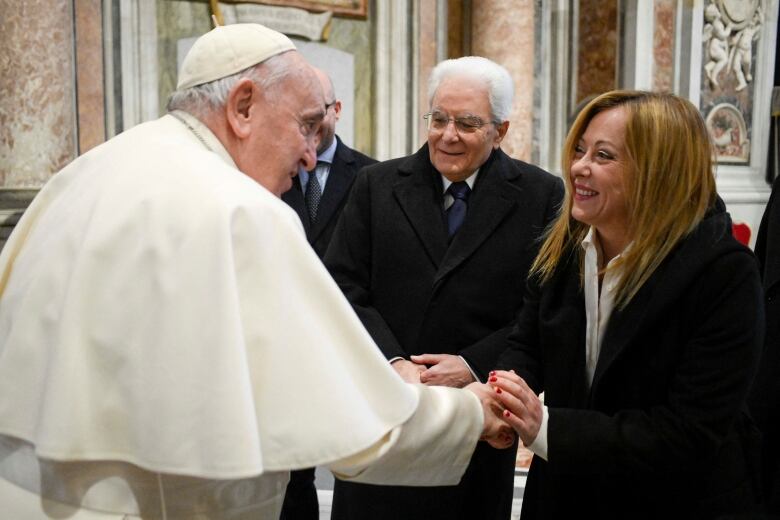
[423, 111, 497, 134]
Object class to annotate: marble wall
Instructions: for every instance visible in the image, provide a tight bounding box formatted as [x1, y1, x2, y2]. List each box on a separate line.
[157, 1, 213, 118]
[0, 0, 77, 188]
[75, 0, 106, 154]
[652, 0, 677, 93]
[471, 0, 535, 162]
[157, 1, 375, 156]
[417, 0, 438, 146]
[321, 15, 375, 156]
[576, 0, 617, 106]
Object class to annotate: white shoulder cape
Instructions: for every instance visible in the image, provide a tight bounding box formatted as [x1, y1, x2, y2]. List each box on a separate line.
[0, 114, 423, 479]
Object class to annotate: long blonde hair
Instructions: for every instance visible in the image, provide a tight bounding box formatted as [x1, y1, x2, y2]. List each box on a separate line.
[531, 90, 717, 308]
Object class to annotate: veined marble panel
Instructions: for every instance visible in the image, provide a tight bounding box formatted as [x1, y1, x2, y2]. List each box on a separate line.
[157, 2, 374, 156]
[417, 0, 438, 147]
[0, 0, 77, 187]
[321, 16, 374, 156]
[75, 0, 106, 153]
[157, 0, 212, 117]
[576, 0, 617, 104]
[653, 0, 676, 93]
[471, 0, 535, 162]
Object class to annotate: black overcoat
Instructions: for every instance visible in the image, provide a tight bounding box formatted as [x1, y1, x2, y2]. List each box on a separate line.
[325, 144, 563, 520]
[751, 175, 780, 514]
[497, 203, 764, 519]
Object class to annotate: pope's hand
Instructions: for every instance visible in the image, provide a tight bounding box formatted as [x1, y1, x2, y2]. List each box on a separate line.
[489, 370, 543, 447]
[391, 359, 426, 383]
[465, 382, 516, 450]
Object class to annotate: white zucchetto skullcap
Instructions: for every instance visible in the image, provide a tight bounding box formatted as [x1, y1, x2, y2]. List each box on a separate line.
[177, 23, 296, 90]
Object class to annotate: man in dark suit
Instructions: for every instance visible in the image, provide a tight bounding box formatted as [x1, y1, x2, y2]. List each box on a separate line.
[280, 67, 376, 519]
[751, 175, 780, 516]
[325, 57, 563, 520]
[282, 67, 377, 259]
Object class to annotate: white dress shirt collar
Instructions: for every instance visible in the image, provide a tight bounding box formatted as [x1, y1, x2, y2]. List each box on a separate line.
[441, 169, 479, 209]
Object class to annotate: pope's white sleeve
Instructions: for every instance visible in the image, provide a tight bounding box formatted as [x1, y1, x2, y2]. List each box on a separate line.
[328, 384, 483, 486]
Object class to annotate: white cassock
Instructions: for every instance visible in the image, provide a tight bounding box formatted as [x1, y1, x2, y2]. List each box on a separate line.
[0, 111, 483, 519]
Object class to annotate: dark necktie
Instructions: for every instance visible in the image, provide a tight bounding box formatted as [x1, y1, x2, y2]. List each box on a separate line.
[446, 181, 470, 237]
[305, 169, 322, 224]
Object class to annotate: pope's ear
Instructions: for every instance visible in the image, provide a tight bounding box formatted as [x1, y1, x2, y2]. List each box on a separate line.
[225, 78, 256, 139]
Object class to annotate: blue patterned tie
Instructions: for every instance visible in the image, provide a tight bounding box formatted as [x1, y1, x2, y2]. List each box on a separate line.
[446, 181, 470, 237]
[305, 169, 322, 224]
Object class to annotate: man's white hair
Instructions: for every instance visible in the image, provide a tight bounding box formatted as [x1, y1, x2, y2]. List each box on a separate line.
[427, 56, 514, 122]
[167, 51, 295, 117]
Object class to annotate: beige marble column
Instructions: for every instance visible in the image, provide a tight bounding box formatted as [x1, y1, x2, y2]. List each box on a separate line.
[576, 0, 618, 104]
[0, 0, 77, 188]
[417, 0, 439, 147]
[653, 0, 677, 93]
[471, 0, 535, 162]
[75, 0, 106, 154]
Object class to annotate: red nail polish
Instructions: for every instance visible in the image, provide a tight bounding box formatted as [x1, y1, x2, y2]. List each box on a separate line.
[489, 376, 497, 382]
[489, 371, 496, 376]
[503, 410, 511, 418]
[496, 387, 502, 394]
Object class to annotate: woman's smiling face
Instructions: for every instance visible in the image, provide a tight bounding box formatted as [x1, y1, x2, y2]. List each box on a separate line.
[569, 106, 631, 245]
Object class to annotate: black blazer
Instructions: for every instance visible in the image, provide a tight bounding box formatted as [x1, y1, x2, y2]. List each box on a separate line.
[498, 203, 764, 519]
[282, 136, 376, 258]
[325, 144, 563, 378]
[751, 176, 780, 513]
[325, 144, 562, 520]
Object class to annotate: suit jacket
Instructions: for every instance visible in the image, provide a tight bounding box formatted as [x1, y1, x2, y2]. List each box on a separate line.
[282, 136, 376, 259]
[751, 176, 780, 513]
[325, 144, 562, 520]
[498, 202, 764, 519]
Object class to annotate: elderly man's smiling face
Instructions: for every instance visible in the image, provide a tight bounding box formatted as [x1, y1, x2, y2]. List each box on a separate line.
[427, 76, 508, 182]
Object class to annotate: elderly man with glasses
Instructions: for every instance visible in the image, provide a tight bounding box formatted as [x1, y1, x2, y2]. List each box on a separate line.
[325, 56, 563, 520]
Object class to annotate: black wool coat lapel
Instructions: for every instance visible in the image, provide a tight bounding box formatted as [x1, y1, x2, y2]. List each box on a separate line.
[392, 150, 448, 268]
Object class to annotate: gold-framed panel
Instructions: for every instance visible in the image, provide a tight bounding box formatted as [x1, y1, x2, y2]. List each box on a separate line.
[220, 0, 368, 19]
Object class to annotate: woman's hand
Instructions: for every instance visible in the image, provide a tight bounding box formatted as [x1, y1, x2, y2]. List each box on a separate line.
[488, 370, 543, 447]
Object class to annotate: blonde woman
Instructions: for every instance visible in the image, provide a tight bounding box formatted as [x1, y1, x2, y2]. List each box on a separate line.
[492, 91, 763, 518]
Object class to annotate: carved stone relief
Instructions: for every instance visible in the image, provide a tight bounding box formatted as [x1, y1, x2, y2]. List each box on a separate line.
[700, 0, 764, 164]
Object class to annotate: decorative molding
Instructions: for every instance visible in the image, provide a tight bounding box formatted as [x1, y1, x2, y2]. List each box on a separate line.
[534, 0, 571, 174]
[435, 0, 448, 63]
[118, 0, 159, 131]
[632, 0, 655, 90]
[219, 2, 333, 41]
[673, 0, 776, 212]
[374, 0, 414, 161]
[220, 0, 368, 19]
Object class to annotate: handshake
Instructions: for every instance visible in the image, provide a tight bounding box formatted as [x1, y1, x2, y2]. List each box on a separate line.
[466, 370, 543, 450]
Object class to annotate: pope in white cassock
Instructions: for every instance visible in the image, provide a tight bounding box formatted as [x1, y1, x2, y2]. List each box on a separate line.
[0, 23, 515, 520]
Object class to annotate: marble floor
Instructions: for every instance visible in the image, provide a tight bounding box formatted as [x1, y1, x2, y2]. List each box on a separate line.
[313, 467, 527, 519]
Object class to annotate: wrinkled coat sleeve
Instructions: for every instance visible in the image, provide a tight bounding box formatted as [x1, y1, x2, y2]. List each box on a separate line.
[325, 168, 408, 360]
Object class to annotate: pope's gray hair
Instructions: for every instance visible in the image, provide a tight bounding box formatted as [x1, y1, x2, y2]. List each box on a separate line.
[166, 51, 296, 116]
[427, 56, 514, 122]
